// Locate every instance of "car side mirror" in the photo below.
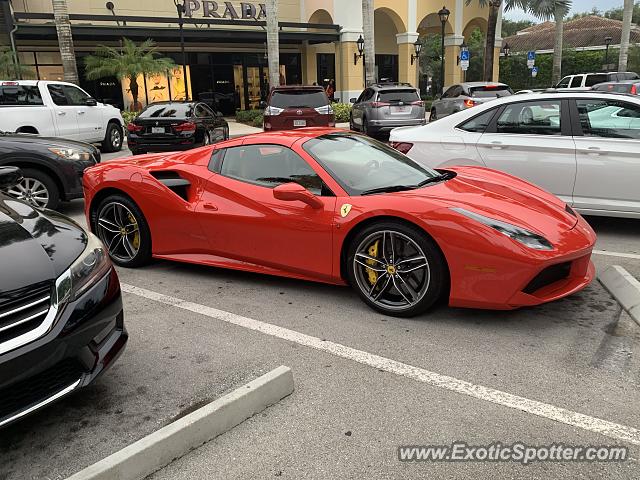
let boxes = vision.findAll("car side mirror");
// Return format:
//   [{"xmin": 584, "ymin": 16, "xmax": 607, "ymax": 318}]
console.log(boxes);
[
  {"xmin": 259, "ymin": 101, "xmax": 267, "ymax": 109},
  {"xmin": 349, "ymin": 97, "xmax": 357, "ymax": 103},
  {"xmin": 434, "ymin": 94, "xmax": 442, "ymax": 100},
  {"xmin": 85, "ymin": 98, "xmax": 98, "ymax": 106},
  {"xmin": 273, "ymin": 182, "xmax": 323, "ymax": 209},
  {"xmin": 0, "ymin": 166, "xmax": 23, "ymax": 189}
]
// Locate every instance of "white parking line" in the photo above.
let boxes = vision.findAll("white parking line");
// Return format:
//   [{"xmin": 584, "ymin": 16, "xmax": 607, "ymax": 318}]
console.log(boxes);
[
  {"xmin": 121, "ymin": 283, "xmax": 640, "ymax": 447},
  {"xmin": 594, "ymin": 250, "xmax": 640, "ymax": 261}
]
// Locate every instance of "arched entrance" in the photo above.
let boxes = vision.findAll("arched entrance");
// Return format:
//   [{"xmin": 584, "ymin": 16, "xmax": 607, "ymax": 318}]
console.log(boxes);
[{"xmin": 374, "ymin": 8, "xmax": 406, "ymax": 82}]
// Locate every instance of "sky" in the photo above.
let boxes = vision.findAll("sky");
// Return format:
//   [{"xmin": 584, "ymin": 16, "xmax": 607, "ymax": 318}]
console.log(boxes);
[{"xmin": 504, "ymin": 0, "xmax": 626, "ymax": 21}]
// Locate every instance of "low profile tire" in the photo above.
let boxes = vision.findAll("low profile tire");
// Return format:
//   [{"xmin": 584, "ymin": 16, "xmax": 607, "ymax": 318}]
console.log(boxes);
[
  {"xmin": 362, "ymin": 116, "xmax": 371, "ymax": 136},
  {"xmin": 223, "ymin": 125, "xmax": 230, "ymax": 140},
  {"xmin": 102, "ymin": 122, "xmax": 123, "ymax": 153},
  {"xmin": 346, "ymin": 221, "xmax": 447, "ymax": 317},
  {"xmin": 429, "ymin": 108, "xmax": 437, "ymax": 122},
  {"xmin": 349, "ymin": 114, "xmax": 356, "ymax": 131},
  {"xmin": 4, "ymin": 168, "xmax": 60, "ymax": 210},
  {"xmin": 94, "ymin": 194, "xmax": 152, "ymax": 268},
  {"xmin": 203, "ymin": 131, "xmax": 212, "ymax": 146}
]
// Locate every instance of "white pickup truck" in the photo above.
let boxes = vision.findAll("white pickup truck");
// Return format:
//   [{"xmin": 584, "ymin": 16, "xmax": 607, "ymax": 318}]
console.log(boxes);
[{"xmin": 0, "ymin": 80, "xmax": 124, "ymax": 152}]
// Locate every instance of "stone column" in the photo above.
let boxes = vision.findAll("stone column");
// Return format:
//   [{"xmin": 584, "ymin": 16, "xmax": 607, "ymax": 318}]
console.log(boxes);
[
  {"xmin": 397, "ymin": 32, "xmax": 419, "ymax": 86},
  {"xmin": 444, "ymin": 34, "xmax": 465, "ymax": 87},
  {"xmin": 336, "ymin": 30, "xmax": 366, "ymax": 103}
]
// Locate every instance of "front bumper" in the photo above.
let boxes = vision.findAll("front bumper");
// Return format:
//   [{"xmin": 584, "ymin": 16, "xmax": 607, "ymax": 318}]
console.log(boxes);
[{"xmin": 0, "ymin": 267, "xmax": 126, "ymax": 428}]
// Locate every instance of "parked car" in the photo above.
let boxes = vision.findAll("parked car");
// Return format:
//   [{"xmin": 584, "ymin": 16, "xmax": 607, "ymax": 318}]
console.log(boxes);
[
  {"xmin": 0, "ymin": 131, "xmax": 100, "ymax": 209},
  {"xmin": 262, "ymin": 86, "xmax": 335, "ymax": 131},
  {"xmin": 429, "ymin": 82, "xmax": 513, "ymax": 121},
  {"xmin": 349, "ymin": 83, "xmax": 425, "ymax": 137},
  {"xmin": 83, "ymin": 129, "xmax": 595, "ymax": 318},
  {"xmin": 555, "ymin": 72, "xmax": 639, "ymax": 90},
  {"xmin": 126, "ymin": 101, "xmax": 229, "ymax": 155},
  {"xmin": 592, "ymin": 80, "xmax": 640, "ymax": 95},
  {"xmin": 0, "ymin": 166, "xmax": 126, "ymax": 428},
  {"xmin": 389, "ymin": 91, "xmax": 640, "ymax": 218},
  {"xmin": 0, "ymin": 80, "xmax": 124, "ymax": 152}
]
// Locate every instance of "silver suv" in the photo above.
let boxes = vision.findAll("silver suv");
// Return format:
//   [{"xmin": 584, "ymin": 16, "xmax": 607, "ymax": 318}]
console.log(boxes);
[
  {"xmin": 430, "ymin": 82, "xmax": 513, "ymax": 121},
  {"xmin": 349, "ymin": 83, "xmax": 425, "ymax": 137}
]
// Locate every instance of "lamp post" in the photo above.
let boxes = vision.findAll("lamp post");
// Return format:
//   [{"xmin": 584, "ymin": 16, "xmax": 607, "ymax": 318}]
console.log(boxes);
[
  {"xmin": 502, "ymin": 42, "xmax": 511, "ymax": 57},
  {"xmin": 411, "ymin": 38, "xmax": 422, "ymax": 65},
  {"xmin": 173, "ymin": 0, "xmax": 189, "ymax": 101},
  {"xmin": 354, "ymin": 35, "xmax": 365, "ymax": 65},
  {"xmin": 438, "ymin": 6, "xmax": 450, "ymax": 94},
  {"xmin": 604, "ymin": 36, "xmax": 613, "ymax": 72}
]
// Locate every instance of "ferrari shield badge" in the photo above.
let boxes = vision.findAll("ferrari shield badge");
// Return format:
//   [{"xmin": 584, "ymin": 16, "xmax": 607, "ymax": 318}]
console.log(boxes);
[{"xmin": 340, "ymin": 204, "xmax": 352, "ymax": 218}]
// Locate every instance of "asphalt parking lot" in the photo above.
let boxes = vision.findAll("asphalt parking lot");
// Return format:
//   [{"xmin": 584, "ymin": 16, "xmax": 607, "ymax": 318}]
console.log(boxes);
[{"xmin": 1, "ymin": 148, "xmax": 640, "ymax": 480}]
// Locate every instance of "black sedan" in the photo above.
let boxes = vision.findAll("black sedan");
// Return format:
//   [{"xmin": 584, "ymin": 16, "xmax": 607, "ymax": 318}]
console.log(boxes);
[
  {"xmin": 0, "ymin": 132, "xmax": 100, "ymax": 210},
  {"xmin": 0, "ymin": 166, "xmax": 126, "ymax": 428},
  {"xmin": 127, "ymin": 101, "xmax": 229, "ymax": 155}
]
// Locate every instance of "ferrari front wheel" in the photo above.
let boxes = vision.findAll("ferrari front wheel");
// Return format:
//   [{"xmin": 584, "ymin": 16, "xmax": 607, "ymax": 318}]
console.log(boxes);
[
  {"xmin": 347, "ymin": 222, "xmax": 446, "ymax": 317},
  {"xmin": 94, "ymin": 194, "xmax": 152, "ymax": 267}
]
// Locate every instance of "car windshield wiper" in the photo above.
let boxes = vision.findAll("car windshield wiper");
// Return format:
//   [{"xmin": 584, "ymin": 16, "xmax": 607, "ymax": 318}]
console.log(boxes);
[
  {"xmin": 361, "ymin": 185, "xmax": 418, "ymax": 196},
  {"xmin": 416, "ymin": 171, "xmax": 455, "ymax": 187}
]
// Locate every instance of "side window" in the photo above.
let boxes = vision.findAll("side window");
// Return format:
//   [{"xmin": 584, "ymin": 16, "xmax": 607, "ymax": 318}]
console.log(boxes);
[
  {"xmin": 363, "ymin": 89, "xmax": 375, "ymax": 102},
  {"xmin": 556, "ymin": 77, "xmax": 571, "ymax": 88},
  {"xmin": 47, "ymin": 85, "xmax": 68, "ymax": 106},
  {"xmin": 569, "ymin": 76, "xmax": 583, "ymax": 88},
  {"xmin": 61, "ymin": 85, "xmax": 92, "ymax": 105},
  {"xmin": 220, "ymin": 144, "xmax": 325, "ymax": 195},
  {"xmin": 496, "ymin": 100, "xmax": 562, "ymax": 136},
  {"xmin": 441, "ymin": 86, "xmax": 454, "ymax": 98},
  {"xmin": 194, "ymin": 104, "xmax": 208, "ymax": 118},
  {"xmin": 355, "ymin": 90, "xmax": 367, "ymax": 103},
  {"xmin": 576, "ymin": 99, "xmax": 640, "ymax": 140},
  {"xmin": 0, "ymin": 86, "xmax": 44, "ymax": 106},
  {"xmin": 458, "ymin": 109, "xmax": 496, "ymax": 133},
  {"xmin": 450, "ymin": 86, "xmax": 463, "ymax": 97},
  {"xmin": 585, "ymin": 74, "xmax": 607, "ymax": 87},
  {"xmin": 202, "ymin": 104, "xmax": 217, "ymax": 117}
]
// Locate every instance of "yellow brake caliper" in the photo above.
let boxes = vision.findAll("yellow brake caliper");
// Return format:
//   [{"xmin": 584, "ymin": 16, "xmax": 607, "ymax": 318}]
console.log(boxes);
[
  {"xmin": 366, "ymin": 240, "xmax": 380, "ymax": 286},
  {"xmin": 128, "ymin": 212, "xmax": 140, "ymax": 250}
]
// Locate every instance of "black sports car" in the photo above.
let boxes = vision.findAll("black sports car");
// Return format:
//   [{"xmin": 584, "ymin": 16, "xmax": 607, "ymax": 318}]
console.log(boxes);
[
  {"xmin": 0, "ymin": 167, "xmax": 126, "ymax": 427},
  {"xmin": 0, "ymin": 131, "xmax": 100, "ymax": 210},
  {"xmin": 127, "ymin": 101, "xmax": 229, "ymax": 155}
]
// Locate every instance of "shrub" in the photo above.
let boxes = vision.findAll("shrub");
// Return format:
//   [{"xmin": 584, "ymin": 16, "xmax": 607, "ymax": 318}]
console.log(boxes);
[
  {"xmin": 236, "ymin": 109, "xmax": 264, "ymax": 124},
  {"xmin": 251, "ymin": 114, "xmax": 264, "ymax": 128},
  {"xmin": 121, "ymin": 111, "xmax": 139, "ymax": 126},
  {"xmin": 331, "ymin": 102, "xmax": 351, "ymax": 123}
]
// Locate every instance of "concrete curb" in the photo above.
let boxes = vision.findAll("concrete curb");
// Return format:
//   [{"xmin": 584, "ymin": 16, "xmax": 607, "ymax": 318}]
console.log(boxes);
[
  {"xmin": 599, "ymin": 265, "xmax": 640, "ymax": 327},
  {"xmin": 67, "ymin": 366, "xmax": 294, "ymax": 480}
]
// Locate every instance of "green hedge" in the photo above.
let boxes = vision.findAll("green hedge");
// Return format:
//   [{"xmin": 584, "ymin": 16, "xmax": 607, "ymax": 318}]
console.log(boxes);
[
  {"xmin": 236, "ymin": 109, "xmax": 264, "ymax": 124},
  {"xmin": 121, "ymin": 111, "xmax": 139, "ymax": 126},
  {"xmin": 332, "ymin": 102, "xmax": 351, "ymax": 123},
  {"xmin": 252, "ymin": 114, "xmax": 264, "ymax": 128}
]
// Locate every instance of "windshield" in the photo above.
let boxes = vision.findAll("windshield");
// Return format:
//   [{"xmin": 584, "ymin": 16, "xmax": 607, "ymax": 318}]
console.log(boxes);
[
  {"xmin": 469, "ymin": 86, "xmax": 513, "ymax": 98},
  {"xmin": 270, "ymin": 90, "xmax": 328, "ymax": 109},
  {"xmin": 303, "ymin": 134, "xmax": 440, "ymax": 196},
  {"xmin": 139, "ymin": 103, "xmax": 194, "ymax": 118}
]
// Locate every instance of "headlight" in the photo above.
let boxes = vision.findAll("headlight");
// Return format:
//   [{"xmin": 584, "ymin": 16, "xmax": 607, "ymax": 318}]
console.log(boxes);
[
  {"xmin": 55, "ymin": 232, "xmax": 112, "ymax": 306},
  {"xmin": 451, "ymin": 207, "xmax": 553, "ymax": 251},
  {"xmin": 48, "ymin": 147, "xmax": 92, "ymax": 161}
]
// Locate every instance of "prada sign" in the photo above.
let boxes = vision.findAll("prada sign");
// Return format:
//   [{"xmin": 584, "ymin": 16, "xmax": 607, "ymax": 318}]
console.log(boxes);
[{"xmin": 184, "ymin": 1, "xmax": 267, "ymax": 19}]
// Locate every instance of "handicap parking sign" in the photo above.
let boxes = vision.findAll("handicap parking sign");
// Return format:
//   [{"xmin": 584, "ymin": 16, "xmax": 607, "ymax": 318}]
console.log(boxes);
[
  {"xmin": 531, "ymin": 66, "xmax": 539, "ymax": 78},
  {"xmin": 527, "ymin": 51, "xmax": 536, "ymax": 68},
  {"xmin": 460, "ymin": 50, "xmax": 470, "ymax": 62}
]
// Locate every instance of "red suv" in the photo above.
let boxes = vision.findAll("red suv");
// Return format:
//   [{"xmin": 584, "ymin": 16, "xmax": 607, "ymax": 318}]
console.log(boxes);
[{"xmin": 263, "ymin": 86, "xmax": 335, "ymax": 131}]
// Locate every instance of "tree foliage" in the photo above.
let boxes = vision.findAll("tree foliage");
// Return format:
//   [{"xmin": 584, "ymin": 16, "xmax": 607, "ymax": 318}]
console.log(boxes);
[{"xmin": 0, "ymin": 48, "xmax": 35, "ymax": 80}]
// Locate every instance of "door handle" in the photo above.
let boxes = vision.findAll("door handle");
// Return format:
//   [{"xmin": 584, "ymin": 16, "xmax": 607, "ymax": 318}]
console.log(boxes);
[
  {"xmin": 78, "ymin": 111, "xmax": 85, "ymax": 115},
  {"xmin": 489, "ymin": 141, "xmax": 505, "ymax": 150},
  {"xmin": 582, "ymin": 147, "xmax": 605, "ymax": 156},
  {"xmin": 57, "ymin": 111, "xmax": 66, "ymax": 116},
  {"xmin": 203, "ymin": 202, "xmax": 218, "ymax": 211}
]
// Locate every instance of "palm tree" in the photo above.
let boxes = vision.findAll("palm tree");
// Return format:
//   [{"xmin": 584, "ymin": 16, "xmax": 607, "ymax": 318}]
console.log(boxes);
[
  {"xmin": 619, "ymin": 0, "xmax": 634, "ymax": 71},
  {"xmin": 52, "ymin": 0, "xmax": 79, "ymax": 84},
  {"xmin": 84, "ymin": 39, "xmax": 174, "ymax": 112},
  {"xmin": 362, "ymin": 0, "xmax": 376, "ymax": 86},
  {"xmin": 0, "ymin": 48, "xmax": 34, "ymax": 79},
  {"xmin": 266, "ymin": 0, "xmax": 280, "ymax": 88}
]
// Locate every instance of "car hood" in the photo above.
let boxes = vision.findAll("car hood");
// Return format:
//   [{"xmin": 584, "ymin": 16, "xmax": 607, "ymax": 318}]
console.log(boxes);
[
  {"xmin": 0, "ymin": 133, "xmax": 98, "ymax": 152},
  {"xmin": 0, "ymin": 195, "xmax": 86, "ymax": 296},
  {"xmin": 397, "ymin": 166, "xmax": 578, "ymax": 238}
]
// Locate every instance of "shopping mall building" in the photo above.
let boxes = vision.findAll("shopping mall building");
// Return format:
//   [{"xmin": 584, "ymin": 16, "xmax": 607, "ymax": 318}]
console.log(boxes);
[{"xmin": 2, "ymin": 0, "xmax": 497, "ymax": 114}]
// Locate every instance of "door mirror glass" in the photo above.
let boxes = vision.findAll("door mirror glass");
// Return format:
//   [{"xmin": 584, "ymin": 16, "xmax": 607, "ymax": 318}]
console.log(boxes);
[
  {"xmin": 273, "ymin": 182, "xmax": 323, "ymax": 208},
  {"xmin": 349, "ymin": 97, "xmax": 357, "ymax": 103},
  {"xmin": 259, "ymin": 100, "xmax": 267, "ymax": 109},
  {"xmin": 0, "ymin": 166, "xmax": 23, "ymax": 189},
  {"xmin": 85, "ymin": 98, "xmax": 98, "ymax": 106}
]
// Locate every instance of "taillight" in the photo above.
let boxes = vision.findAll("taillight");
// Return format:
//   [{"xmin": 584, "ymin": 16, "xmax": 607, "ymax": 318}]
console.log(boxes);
[
  {"xmin": 411, "ymin": 100, "xmax": 424, "ymax": 107},
  {"xmin": 127, "ymin": 123, "xmax": 142, "ymax": 133},
  {"xmin": 174, "ymin": 121, "xmax": 197, "ymax": 133},
  {"xmin": 314, "ymin": 104, "xmax": 334, "ymax": 115},
  {"xmin": 264, "ymin": 106, "xmax": 284, "ymax": 116},
  {"xmin": 464, "ymin": 99, "xmax": 477, "ymax": 108},
  {"xmin": 371, "ymin": 101, "xmax": 391, "ymax": 108},
  {"xmin": 632, "ymin": 84, "xmax": 638, "ymax": 95},
  {"xmin": 390, "ymin": 142, "xmax": 413, "ymax": 154}
]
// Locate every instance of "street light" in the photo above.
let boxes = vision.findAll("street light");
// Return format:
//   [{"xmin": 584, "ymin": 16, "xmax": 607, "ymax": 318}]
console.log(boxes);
[
  {"xmin": 411, "ymin": 38, "xmax": 422, "ymax": 66},
  {"xmin": 502, "ymin": 42, "xmax": 511, "ymax": 57},
  {"xmin": 173, "ymin": 0, "xmax": 190, "ymax": 101},
  {"xmin": 354, "ymin": 35, "xmax": 365, "ymax": 65},
  {"xmin": 604, "ymin": 36, "xmax": 613, "ymax": 72},
  {"xmin": 438, "ymin": 6, "xmax": 450, "ymax": 94}
]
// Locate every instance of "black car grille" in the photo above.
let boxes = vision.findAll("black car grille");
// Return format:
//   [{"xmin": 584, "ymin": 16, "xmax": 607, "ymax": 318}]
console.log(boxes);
[
  {"xmin": 0, "ymin": 283, "xmax": 52, "ymax": 345},
  {"xmin": 523, "ymin": 262, "xmax": 572, "ymax": 294},
  {"xmin": 0, "ymin": 358, "xmax": 85, "ymax": 422}
]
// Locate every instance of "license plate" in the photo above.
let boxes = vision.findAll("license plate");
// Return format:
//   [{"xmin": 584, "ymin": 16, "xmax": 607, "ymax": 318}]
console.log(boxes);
[
  {"xmin": 293, "ymin": 120, "xmax": 307, "ymax": 127},
  {"xmin": 391, "ymin": 106, "xmax": 411, "ymax": 114},
  {"xmin": 151, "ymin": 126, "xmax": 165, "ymax": 134}
]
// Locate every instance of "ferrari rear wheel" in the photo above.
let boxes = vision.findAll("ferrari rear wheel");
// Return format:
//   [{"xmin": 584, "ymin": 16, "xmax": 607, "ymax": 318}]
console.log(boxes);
[
  {"xmin": 347, "ymin": 222, "xmax": 446, "ymax": 317},
  {"xmin": 95, "ymin": 194, "xmax": 151, "ymax": 267}
]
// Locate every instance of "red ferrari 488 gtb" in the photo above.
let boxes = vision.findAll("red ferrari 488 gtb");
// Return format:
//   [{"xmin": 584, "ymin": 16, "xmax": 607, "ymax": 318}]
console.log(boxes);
[{"xmin": 83, "ymin": 129, "xmax": 596, "ymax": 317}]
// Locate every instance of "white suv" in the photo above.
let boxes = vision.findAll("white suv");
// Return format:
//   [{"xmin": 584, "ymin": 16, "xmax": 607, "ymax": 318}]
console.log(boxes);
[
  {"xmin": 555, "ymin": 72, "xmax": 639, "ymax": 90},
  {"xmin": 0, "ymin": 80, "xmax": 124, "ymax": 152}
]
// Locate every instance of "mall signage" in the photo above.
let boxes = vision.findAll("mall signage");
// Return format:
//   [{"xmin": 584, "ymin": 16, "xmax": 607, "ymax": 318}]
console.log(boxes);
[{"xmin": 184, "ymin": 1, "xmax": 267, "ymax": 19}]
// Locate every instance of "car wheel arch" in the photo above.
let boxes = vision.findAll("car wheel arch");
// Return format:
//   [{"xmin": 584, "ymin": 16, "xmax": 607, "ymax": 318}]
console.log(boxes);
[
  {"xmin": 338, "ymin": 214, "xmax": 450, "ymax": 292},
  {"xmin": 89, "ymin": 187, "xmax": 148, "ymax": 236},
  {"xmin": 2, "ymin": 160, "xmax": 65, "ymax": 200},
  {"xmin": 15, "ymin": 126, "xmax": 39, "ymax": 134}
]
